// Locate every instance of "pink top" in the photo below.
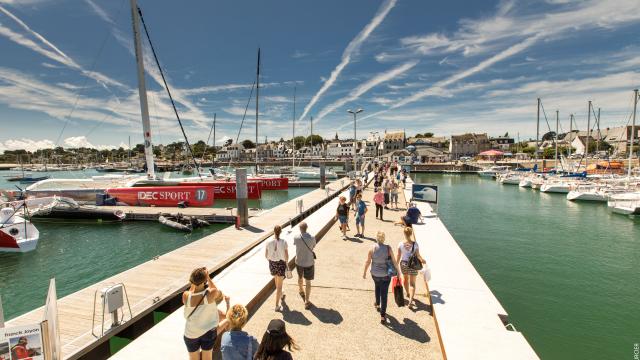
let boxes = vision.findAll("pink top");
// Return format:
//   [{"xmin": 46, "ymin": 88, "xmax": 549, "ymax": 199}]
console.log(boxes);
[{"xmin": 373, "ymin": 192, "xmax": 385, "ymax": 205}]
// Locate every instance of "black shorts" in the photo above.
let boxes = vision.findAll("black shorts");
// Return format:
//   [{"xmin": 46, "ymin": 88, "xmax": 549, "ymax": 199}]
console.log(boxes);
[
  {"xmin": 184, "ymin": 328, "xmax": 217, "ymax": 353},
  {"xmin": 296, "ymin": 265, "xmax": 315, "ymax": 280},
  {"xmin": 402, "ymin": 216, "xmax": 414, "ymax": 227}
]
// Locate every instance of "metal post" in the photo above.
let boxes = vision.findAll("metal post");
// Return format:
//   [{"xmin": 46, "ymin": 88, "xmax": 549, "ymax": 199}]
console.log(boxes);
[
  {"xmin": 236, "ymin": 168, "xmax": 249, "ymax": 227},
  {"xmin": 320, "ymin": 163, "xmax": 326, "ymax": 189},
  {"xmin": 130, "ymin": 0, "xmax": 155, "ymax": 180},
  {"xmin": 353, "ymin": 112, "xmax": 357, "ymax": 175},
  {"xmin": 555, "ymin": 110, "xmax": 559, "ymax": 170},
  {"xmin": 0, "ymin": 294, "xmax": 4, "ymax": 328},
  {"xmin": 536, "ymin": 98, "xmax": 540, "ymax": 165},
  {"xmin": 255, "ymin": 48, "xmax": 260, "ymax": 174}
]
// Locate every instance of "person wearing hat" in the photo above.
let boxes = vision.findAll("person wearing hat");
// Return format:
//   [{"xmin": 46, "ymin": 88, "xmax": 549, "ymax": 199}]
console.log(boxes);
[{"xmin": 254, "ymin": 319, "xmax": 299, "ymax": 360}]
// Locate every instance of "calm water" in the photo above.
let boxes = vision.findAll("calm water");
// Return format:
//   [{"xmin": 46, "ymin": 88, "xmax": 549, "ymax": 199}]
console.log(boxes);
[
  {"xmin": 412, "ymin": 173, "xmax": 640, "ymax": 360},
  {"xmin": 0, "ymin": 169, "xmax": 312, "ymax": 320}
]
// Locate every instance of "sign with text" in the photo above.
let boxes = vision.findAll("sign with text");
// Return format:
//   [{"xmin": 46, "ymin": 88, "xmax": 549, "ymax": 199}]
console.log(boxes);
[
  {"xmin": 411, "ymin": 184, "xmax": 438, "ymax": 204},
  {"xmin": 0, "ymin": 323, "xmax": 45, "ymax": 360}
]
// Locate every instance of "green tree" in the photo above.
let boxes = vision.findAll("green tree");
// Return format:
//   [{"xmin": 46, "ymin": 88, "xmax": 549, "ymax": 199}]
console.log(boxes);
[
  {"xmin": 293, "ymin": 136, "xmax": 306, "ymax": 149},
  {"xmin": 192, "ymin": 140, "xmax": 207, "ymax": 157},
  {"xmin": 306, "ymin": 135, "xmax": 323, "ymax": 146},
  {"xmin": 241, "ymin": 139, "xmax": 255, "ymax": 149}
]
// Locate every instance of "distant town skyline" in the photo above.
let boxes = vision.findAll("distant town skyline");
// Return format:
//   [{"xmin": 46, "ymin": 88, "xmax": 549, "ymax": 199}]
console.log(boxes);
[{"xmin": 0, "ymin": 0, "xmax": 639, "ymax": 153}]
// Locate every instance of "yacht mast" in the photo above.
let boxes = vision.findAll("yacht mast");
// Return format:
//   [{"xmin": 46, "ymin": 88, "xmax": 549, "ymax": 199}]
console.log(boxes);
[
  {"xmin": 255, "ymin": 48, "xmax": 260, "ymax": 174},
  {"xmin": 292, "ymin": 86, "xmax": 296, "ymax": 169},
  {"xmin": 130, "ymin": 0, "xmax": 155, "ymax": 179},
  {"xmin": 629, "ymin": 89, "xmax": 638, "ymax": 179},
  {"xmin": 555, "ymin": 110, "xmax": 559, "ymax": 171},
  {"xmin": 586, "ymin": 101, "xmax": 591, "ymax": 169},
  {"xmin": 536, "ymin": 98, "xmax": 540, "ymax": 164}
]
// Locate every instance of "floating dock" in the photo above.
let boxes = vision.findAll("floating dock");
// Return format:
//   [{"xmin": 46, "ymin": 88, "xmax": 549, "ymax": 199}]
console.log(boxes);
[{"xmin": 6, "ymin": 178, "xmax": 350, "ymax": 359}]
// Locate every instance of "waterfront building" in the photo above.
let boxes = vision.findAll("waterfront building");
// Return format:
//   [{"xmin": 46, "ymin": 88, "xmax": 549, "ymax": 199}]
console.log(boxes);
[
  {"xmin": 414, "ymin": 147, "xmax": 450, "ymax": 163},
  {"xmin": 256, "ymin": 143, "xmax": 275, "ymax": 160},
  {"xmin": 449, "ymin": 133, "xmax": 491, "ymax": 159},
  {"xmin": 571, "ymin": 135, "xmax": 596, "ymax": 155},
  {"xmin": 490, "ymin": 136, "xmax": 515, "ymax": 150},
  {"xmin": 381, "ymin": 149, "xmax": 412, "ymax": 163},
  {"xmin": 407, "ymin": 136, "xmax": 448, "ymax": 149},
  {"xmin": 379, "ymin": 130, "xmax": 406, "ymax": 155}
]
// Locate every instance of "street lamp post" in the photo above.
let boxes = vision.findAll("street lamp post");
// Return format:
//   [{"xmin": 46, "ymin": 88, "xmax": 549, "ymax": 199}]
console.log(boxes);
[{"xmin": 347, "ymin": 108, "xmax": 363, "ymax": 175}]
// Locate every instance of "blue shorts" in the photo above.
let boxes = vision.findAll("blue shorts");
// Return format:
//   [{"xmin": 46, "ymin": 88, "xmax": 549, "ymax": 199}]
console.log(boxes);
[
  {"xmin": 184, "ymin": 329, "xmax": 217, "ymax": 353},
  {"xmin": 338, "ymin": 215, "xmax": 348, "ymax": 224},
  {"xmin": 356, "ymin": 215, "xmax": 365, "ymax": 226}
]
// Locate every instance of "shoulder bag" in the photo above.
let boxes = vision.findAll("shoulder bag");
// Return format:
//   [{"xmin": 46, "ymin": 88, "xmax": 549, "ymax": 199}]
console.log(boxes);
[
  {"xmin": 386, "ymin": 245, "xmax": 397, "ymax": 277},
  {"xmin": 407, "ymin": 243, "xmax": 423, "ymax": 271},
  {"xmin": 187, "ymin": 290, "xmax": 208, "ymax": 318},
  {"xmin": 300, "ymin": 236, "xmax": 317, "ymax": 259}
]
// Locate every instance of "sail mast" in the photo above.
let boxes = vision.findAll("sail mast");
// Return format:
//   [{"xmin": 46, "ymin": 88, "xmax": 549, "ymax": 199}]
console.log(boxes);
[
  {"xmin": 255, "ymin": 48, "xmax": 260, "ymax": 174},
  {"xmin": 555, "ymin": 110, "xmax": 559, "ymax": 171},
  {"xmin": 586, "ymin": 101, "xmax": 591, "ymax": 169},
  {"xmin": 630, "ymin": 89, "xmax": 638, "ymax": 180},
  {"xmin": 536, "ymin": 98, "xmax": 540, "ymax": 164},
  {"xmin": 292, "ymin": 86, "xmax": 296, "ymax": 169},
  {"xmin": 130, "ymin": 0, "xmax": 155, "ymax": 179}
]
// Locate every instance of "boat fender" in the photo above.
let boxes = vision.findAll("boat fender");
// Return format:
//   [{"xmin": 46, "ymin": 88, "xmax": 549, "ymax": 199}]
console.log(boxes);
[{"xmin": 9, "ymin": 228, "xmax": 19, "ymax": 236}]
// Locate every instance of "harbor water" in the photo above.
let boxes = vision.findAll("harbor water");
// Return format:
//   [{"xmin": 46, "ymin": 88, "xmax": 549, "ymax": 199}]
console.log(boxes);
[
  {"xmin": 0, "ymin": 169, "xmax": 312, "ymax": 320},
  {"xmin": 412, "ymin": 173, "xmax": 639, "ymax": 360}
]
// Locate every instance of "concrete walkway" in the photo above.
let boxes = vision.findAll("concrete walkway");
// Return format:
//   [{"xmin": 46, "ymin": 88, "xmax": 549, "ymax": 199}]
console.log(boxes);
[{"xmin": 243, "ymin": 182, "xmax": 443, "ymax": 360}]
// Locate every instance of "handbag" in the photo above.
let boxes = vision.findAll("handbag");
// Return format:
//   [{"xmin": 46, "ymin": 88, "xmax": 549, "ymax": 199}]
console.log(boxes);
[
  {"xmin": 285, "ymin": 268, "xmax": 293, "ymax": 279},
  {"xmin": 385, "ymin": 245, "xmax": 397, "ymax": 277},
  {"xmin": 422, "ymin": 265, "xmax": 431, "ymax": 282},
  {"xmin": 407, "ymin": 243, "xmax": 423, "ymax": 271},
  {"xmin": 392, "ymin": 276, "xmax": 405, "ymax": 307}
]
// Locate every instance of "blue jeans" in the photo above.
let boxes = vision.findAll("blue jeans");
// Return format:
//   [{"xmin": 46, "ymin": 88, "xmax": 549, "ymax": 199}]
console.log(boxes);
[{"xmin": 372, "ymin": 275, "xmax": 391, "ymax": 316}]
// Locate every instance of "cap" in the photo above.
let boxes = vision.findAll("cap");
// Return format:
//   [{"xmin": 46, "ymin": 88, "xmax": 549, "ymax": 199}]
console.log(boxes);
[{"xmin": 266, "ymin": 319, "xmax": 286, "ymax": 335}]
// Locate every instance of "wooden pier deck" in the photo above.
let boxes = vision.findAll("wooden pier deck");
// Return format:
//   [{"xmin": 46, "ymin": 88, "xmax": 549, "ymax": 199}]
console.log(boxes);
[{"xmin": 6, "ymin": 178, "xmax": 349, "ymax": 360}]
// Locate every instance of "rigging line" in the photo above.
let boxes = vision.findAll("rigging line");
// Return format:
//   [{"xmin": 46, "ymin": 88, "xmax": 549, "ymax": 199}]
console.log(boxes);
[
  {"xmin": 538, "ymin": 101, "xmax": 553, "ymax": 133},
  {"xmin": 54, "ymin": 0, "xmax": 127, "ymax": 146},
  {"xmin": 137, "ymin": 6, "xmax": 201, "ymax": 177},
  {"xmin": 235, "ymin": 81, "xmax": 257, "ymax": 145}
]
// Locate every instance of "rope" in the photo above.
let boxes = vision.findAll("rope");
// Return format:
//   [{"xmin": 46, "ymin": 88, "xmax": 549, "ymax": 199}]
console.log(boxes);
[
  {"xmin": 137, "ymin": 6, "xmax": 201, "ymax": 177},
  {"xmin": 235, "ymin": 81, "xmax": 256, "ymax": 145}
]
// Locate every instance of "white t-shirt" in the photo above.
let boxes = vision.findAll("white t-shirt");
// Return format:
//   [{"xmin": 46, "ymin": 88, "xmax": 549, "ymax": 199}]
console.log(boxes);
[
  {"xmin": 398, "ymin": 241, "xmax": 419, "ymax": 262},
  {"xmin": 266, "ymin": 237, "xmax": 287, "ymax": 262}
]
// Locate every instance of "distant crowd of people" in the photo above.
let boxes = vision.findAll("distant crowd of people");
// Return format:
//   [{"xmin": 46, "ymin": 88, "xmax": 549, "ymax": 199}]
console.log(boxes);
[{"xmin": 181, "ymin": 161, "xmax": 426, "ymax": 359}]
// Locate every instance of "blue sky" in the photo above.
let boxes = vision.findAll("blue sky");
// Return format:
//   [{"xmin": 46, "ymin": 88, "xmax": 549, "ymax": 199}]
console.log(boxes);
[{"xmin": 0, "ymin": 0, "xmax": 639, "ymax": 151}]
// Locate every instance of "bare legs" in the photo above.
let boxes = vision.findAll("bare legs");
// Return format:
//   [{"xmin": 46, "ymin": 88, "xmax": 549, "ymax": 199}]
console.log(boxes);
[
  {"xmin": 274, "ymin": 275, "xmax": 284, "ymax": 309},
  {"xmin": 298, "ymin": 276, "xmax": 311, "ymax": 306},
  {"xmin": 403, "ymin": 274, "xmax": 417, "ymax": 306}
]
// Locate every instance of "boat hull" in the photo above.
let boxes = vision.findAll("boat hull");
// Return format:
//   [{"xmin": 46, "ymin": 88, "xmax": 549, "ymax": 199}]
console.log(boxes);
[
  {"xmin": 0, "ymin": 220, "xmax": 39, "ymax": 253},
  {"xmin": 566, "ymin": 191, "xmax": 607, "ymax": 202},
  {"xmin": 177, "ymin": 181, "xmax": 262, "ymax": 199},
  {"xmin": 106, "ymin": 186, "xmax": 215, "ymax": 207}
]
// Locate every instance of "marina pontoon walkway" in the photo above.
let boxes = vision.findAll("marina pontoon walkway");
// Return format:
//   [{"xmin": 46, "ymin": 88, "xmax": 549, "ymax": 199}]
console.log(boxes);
[{"xmin": 243, "ymin": 183, "xmax": 443, "ymax": 359}]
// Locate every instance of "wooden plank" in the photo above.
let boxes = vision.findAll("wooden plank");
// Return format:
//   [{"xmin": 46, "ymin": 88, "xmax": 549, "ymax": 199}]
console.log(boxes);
[{"xmin": 6, "ymin": 178, "xmax": 350, "ymax": 360}]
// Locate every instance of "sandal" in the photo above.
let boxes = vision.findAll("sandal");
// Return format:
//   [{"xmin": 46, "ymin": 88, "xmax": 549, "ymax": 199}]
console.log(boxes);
[
  {"xmin": 304, "ymin": 302, "xmax": 311, "ymax": 310},
  {"xmin": 380, "ymin": 315, "xmax": 386, "ymax": 324}
]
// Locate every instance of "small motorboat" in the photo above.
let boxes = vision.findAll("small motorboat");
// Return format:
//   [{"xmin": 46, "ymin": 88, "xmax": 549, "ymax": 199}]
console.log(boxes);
[
  {"xmin": 158, "ymin": 213, "xmax": 210, "ymax": 232},
  {"xmin": 30, "ymin": 197, "xmax": 126, "ymax": 221},
  {"xmin": 0, "ymin": 207, "xmax": 40, "ymax": 252},
  {"xmin": 6, "ymin": 175, "xmax": 50, "ymax": 183}
]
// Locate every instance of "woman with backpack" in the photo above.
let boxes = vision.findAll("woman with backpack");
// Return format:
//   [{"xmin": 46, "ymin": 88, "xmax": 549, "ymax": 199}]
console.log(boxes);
[
  {"xmin": 363, "ymin": 231, "xmax": 402, "ymax": 324},
  {"xmin": 182, "ymin": 267, "xmax": 230, "ymax": 360},
  {"xmin": 396, "ymin": 227, "xmax": 426, "ymax": 308}
]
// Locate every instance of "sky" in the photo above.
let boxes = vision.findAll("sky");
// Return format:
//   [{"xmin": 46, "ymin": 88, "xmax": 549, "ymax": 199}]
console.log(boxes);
[{"xmin": 0, "ymin": 0, "xmax": 639, "ymax": 152}]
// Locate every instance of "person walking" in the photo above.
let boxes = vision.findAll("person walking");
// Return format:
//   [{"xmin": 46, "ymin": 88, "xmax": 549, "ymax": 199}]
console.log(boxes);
[
  {"xmin": 254, "ymin": 319, "xmax": 299, "ymax": 360},
  {"xmin": 396, "ymin": 227, "xmax": 426, "ymax": 308},
  {"xmin": 383, "ymin": 178, "xmax": 391, "ymax": 209},
  {"xmin": 348, "ymin": 181, "xmax": 357, "ymax": 211},
  {"xmin": 265, "ymin": 225, "xmax": 289, "ymax": 312},
  {"xmin": 294, "ymin": 222, "xmax": 316, "ymax": 309},
  {"xmin": 373, "ymin": 188, "xmax": 384, "ymax": 221},
  {"xmin": 354, "ymin": 193, "xmax": 368, "ymax": 237},
  {"xmin": 182, "ymin": 267, "xmax": 230, "ymax": 360},
  {"xmin": 363, "ymin": 231, "xmax": 402, "ymax": 324},
  {"xmin": 335, "ymin": 196, "xmax": 350, "ymax": 239},
  {"xmin": 390, "ymin": 180, "xmax": 399, "ymax": 209},
  {"xmin": 220, "ymin": 305, "xmax": 259, "ymax": 360}
]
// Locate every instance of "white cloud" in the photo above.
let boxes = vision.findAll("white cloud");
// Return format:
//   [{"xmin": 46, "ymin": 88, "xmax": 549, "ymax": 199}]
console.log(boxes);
[
  {"xmin": 63, "ymin": 136, "xmax": 94, "ymax": 148},
  {"xmin": 84, "ymin": 0, "xmax": 114, "ymax": 24},
  {"xmin": 2, "ymin": 138, "xmax": 55, "ymax": 152},
  {"xmin": 291, "ymin": 50, "xmax": 309, "ymax": 59},
  {"xmin": 314, "ymin": 60, "xmax": 418, "ymax": 122},
  {"xmin": 298, "ymin": 0, "xmax": 397, "ymax": 122}
]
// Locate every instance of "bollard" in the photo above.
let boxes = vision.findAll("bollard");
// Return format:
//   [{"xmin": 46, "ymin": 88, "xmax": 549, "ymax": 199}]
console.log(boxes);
[
  {"xmin": 236, "ymin": 168, "xmax": 249, "ymax": 227},
  {"xmin": 320, "ymin": 163, "xmax": 326, "ymax": 190}
]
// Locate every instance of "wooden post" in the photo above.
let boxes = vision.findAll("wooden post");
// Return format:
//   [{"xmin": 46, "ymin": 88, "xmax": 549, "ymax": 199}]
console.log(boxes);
[
  {"xmin": 236, "ymin": 168, "xmax": 249, "ymax": 227},
  {"xmin": 0, "ymin": 295, "xmax": 4, "ymax": 328}
]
